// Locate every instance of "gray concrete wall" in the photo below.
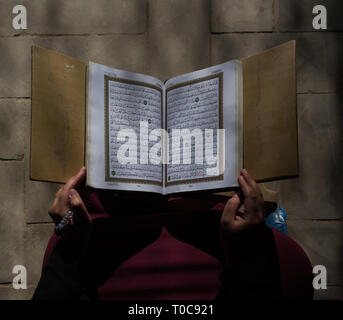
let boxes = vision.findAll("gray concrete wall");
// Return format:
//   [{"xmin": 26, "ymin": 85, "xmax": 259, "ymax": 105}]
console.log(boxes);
[{"xmin": 0, "ymin": 0, "xmax": 342, "ymax": 299}]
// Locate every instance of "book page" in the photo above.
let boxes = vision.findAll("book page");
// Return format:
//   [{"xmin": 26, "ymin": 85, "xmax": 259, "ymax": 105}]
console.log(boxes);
[
  {"xmin": 87, "ymin": 62, "xmax": 164, "ymax": 193},
  {"xmin": 164, "ymin": 60, "xmax": 242, "ymax": 194}
]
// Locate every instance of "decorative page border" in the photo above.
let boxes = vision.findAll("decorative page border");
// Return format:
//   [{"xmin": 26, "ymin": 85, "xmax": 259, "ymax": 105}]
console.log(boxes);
[
  {"xmin": 104, "ymin": 75, "xmax": 163, "ymax": 186},
  {"xmin": 165, "ymin": 73, "xmax": 224, "ymax": 187}
]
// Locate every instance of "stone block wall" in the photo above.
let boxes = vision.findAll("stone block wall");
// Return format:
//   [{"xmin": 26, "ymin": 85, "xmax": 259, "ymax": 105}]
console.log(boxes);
[{"xmin": 0, "ymin": 0, "xmax": 342, "ymax": 299}]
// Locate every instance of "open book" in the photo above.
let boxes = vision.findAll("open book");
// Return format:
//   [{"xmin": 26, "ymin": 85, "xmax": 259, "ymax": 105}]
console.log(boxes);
[
  {"xmin": 87, "ymin": 61, "xmax": 242, "ymax": 194},
  {"xmin": 30, "ymin": 41, "xmax": 298, "ymax": 194}
]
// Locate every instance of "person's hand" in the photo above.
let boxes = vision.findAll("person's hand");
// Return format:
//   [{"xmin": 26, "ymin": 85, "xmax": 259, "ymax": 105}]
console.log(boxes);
[
  {"xmin": 220, "ymin": 169, "xmax": 265, "ymax": 234},
  {"xmin": 48, "ymin": 167, "xmax": 92, "ymax": 250}
]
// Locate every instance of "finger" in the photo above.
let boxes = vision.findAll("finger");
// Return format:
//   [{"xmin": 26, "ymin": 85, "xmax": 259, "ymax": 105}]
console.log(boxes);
[
  {"xmin": 221, "ymin": 193, "xmax": 241, "ymax": 224},
  {"xmin": 69, "ymin": 188, "xmax": 91, "ymax": 224},
  {"xmin": 56, "ymin": 187, "xmax": 64, "ymax": 197},
  {"xmin": 238, "ymin": 174, "xmax": 251, "ymax": 198},
  {"xmin": 65, "ymin": 167, "xmax": 86, "ymax": 190},
  {"xmin": 241, "ymin": 169, "xmax": 257, "ymax": 189}
]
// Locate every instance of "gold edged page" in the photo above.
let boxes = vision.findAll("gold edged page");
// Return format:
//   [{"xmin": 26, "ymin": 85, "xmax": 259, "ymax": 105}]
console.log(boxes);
[
  {"xmin": 31, "ymin": 46, "xmax": 86, "ymax": 183},
  {"xmin": 242, "ymin": 41, "xmax": 298, "ymax": 182}
]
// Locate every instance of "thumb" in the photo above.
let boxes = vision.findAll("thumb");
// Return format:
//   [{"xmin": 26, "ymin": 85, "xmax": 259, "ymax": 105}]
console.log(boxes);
[
  {"xmin": 69, "ymin": 188, "xmax": 91, "ymax": 224},
  {"xmin": 221, "ymin": 193, "xmax": 241, "ymax": 225},
  {"xmin": 65, "ymin": 167, "xmax": 86, "ymax": 190}
]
